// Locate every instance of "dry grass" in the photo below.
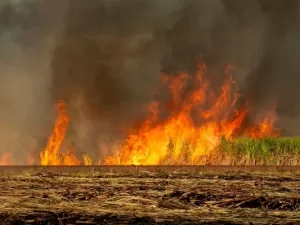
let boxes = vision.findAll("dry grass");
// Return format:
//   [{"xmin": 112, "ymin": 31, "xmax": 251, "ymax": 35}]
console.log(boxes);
[{"xmin": 1, "ymin": 169, "xmax": 300, "ymax": 224}]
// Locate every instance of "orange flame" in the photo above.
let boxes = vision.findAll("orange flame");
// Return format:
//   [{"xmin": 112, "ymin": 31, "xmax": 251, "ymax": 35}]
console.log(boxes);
[
  {"xmin": 62, "ymin": 149, "xmax": 81, "ymax": 165},
  {"xmin": 38, "ymin": 64, "xmax": 278, "ymax": 166},
  {"xmin": 247, "ymin": 110, "xmax": 279, "ymax": 138},
  {"xmin": 28, "ymin": 153, "xmax": 35, "ymax": 166},
  {"xmin": 83, "ymin": 154, "xmax": 92, "ymax": 166},
  {"xmin": 0, "ymin": 153, "xmax": 14, "ymax": 165},
  {"xmin": 40, "ymin": 101, "xmax": 96, "ymax": 166},
  {"xmin": 105, "ymin": 64, "xmax": 277, "ymax": 165},
  {"xmin": 40, "ymin": 101, "xmax": 69, "ymax": 165}
]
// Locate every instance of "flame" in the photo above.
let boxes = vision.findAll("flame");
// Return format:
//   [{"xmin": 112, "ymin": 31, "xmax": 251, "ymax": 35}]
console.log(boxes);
[
  {"xmin": 40, "ymin": 101, "xmax": 70, "ymax": 165},
  {"xmin": 37, "ymin": 63, "xmax": 278, "ymax": 166},
  {"xmin": 83, "ymin": 154, "xmax": 92, "ymax": 165},
  {"xmin": 247, "ymin": 110, "xmax": 279, "ymax": 138},
  {"xmin": 0, "ymin": 153, "xmax": 14, "ymax": 165},
  {"xmin": 105, "ymin": 64, "xmax": 277, "ymax": 165},
  {"xmin": 28, "ymin": 153, "xmax": 35, "ymax": 166},
  {"xmin": 62, "ymin": 149, "xmax": 81, "ymax": 165},
  {"xmin": 40, "ymin": 101, "xmax": 97, "ymax": 166}
]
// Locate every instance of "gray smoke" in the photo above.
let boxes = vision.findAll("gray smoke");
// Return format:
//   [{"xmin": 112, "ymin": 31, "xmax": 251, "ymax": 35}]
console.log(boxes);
[
  {"xmin": 0, "ymin": 0, "xmax": 68, "ymax": 163},
  {"xmin": 1, "ymin": 0, "xmax": 300, "ymax": 163}
]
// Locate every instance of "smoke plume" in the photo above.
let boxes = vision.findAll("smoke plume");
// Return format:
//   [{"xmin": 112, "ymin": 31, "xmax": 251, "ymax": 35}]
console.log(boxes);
[
  {"xmin": 0, "ymin": 0, "xmax": 68, "ymax": 163},
  {"xmin": 1, "ymin": 0, "xmax": 300, "ymax": 163}
]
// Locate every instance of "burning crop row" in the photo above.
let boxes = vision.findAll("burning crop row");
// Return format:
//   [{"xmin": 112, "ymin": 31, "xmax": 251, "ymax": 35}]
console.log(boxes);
[
  {"xmin": 0, "ymin": 64, "xmax": 294, "ymax": 166},
  {"xmin": 104, "ymin": 64, "xmax": 278, "ymax": 165}
]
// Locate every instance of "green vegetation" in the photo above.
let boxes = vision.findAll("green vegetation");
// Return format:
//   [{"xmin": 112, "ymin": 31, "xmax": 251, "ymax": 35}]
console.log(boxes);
[
  {"xmin": 158, "ymin": 137, "xmax": 300, "ymax": 165},
  {"xmin": 219, "ymin": 137, "xmax": 300, "ymax": 165}
]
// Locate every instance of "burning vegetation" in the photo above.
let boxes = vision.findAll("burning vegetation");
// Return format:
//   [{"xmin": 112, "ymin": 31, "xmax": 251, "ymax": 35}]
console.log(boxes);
[
  {"xmin": 105, "ymin": 64, "xmax": 278, "ymax": 165},
  {"xmin": 1, "ymin": 0, "xmax": 300, "ymax": 166},
  {"xmin": 0, "ymin": 63, "xmax": 288, "ymax": 166},
  {"xmin": 39, "ymin": 101, "xmax": 92, "ymax": 166}
]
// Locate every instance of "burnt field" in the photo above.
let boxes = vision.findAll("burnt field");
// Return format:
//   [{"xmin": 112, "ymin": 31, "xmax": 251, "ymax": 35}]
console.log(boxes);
[{"xmin": 0, "ymin": 166, "xmax": 300, "ymax": 224}]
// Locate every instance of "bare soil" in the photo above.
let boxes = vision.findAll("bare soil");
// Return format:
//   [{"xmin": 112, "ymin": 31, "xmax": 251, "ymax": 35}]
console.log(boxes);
[{"xmin": 1, "ymin": 166, "xmax": 300, "ymax": 224}]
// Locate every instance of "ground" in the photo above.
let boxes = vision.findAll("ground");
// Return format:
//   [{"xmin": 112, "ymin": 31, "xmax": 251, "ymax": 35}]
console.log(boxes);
[{"xmin": 0, "ymin": 166, "xmax": 300, "ymax": 225}]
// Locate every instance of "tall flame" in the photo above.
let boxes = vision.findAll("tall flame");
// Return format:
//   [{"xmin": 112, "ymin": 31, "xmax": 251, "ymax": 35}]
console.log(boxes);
[
  {"xmin": 2, "ymin": 63, "xmax": 279, "ymax": 166},
  {"xmin": 105, "ymin": 64, "xmax": 277, "ymax": 165},
  {"xmin": 40, "ymin": 101, "xmax": 95, "ymax": 165},
  {"xmin": 40, "ymin": 101, "xmax": 69, "ymax": 165}
]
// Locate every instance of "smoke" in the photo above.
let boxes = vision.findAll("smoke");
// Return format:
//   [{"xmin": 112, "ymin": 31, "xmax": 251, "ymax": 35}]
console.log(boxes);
[
  {"xmin": 242, "ymin": 0, "xmax": 300, "ymax": 135},
  {"xmin": 0, "ymin": 0, "xmax": 68, "ymax": 163},
  {"xmin": 51, "ymin": 0, "xmax": 185, "ymax": 159},
  {"xmin": 51, "ymin": 0, "xmax": 269, "ymax": 159},
  {"xmin": 1, "ymin": 0, "xmax": 300, "ymax": 163}
]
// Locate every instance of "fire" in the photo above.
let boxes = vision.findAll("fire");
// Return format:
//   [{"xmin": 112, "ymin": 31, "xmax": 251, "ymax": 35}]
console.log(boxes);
[
  {"xmin": 28, "ymin": 153, "xmax": 35, "ymax": 166},
  {"xmin": 82, "ymin": 154, "xmax": 92, "ymax": 166},
  {"xmin": 0, "ymin": 153, "xmax": 14, "ymax": 165},
  {"xmin": 40, "ymin": 101, "xmax": 90, "ymax": 165},
  {"xmin": 247, "ymin": 110, "xmax": 279, "ymax": 138},
  {"xmin": 40, "ymin": 101, "xmax": 70, "ymax": 165},
  {"xmin": 105, "ymin": 64, "xmax": 277, "ymax": 165},
  {"xmin": 34, "ymin": 63, "xmax": 277, "ymax": 166},
  {"xmin": 62, "ymin": 149, "xmax": 81, "ymax": 165}
]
